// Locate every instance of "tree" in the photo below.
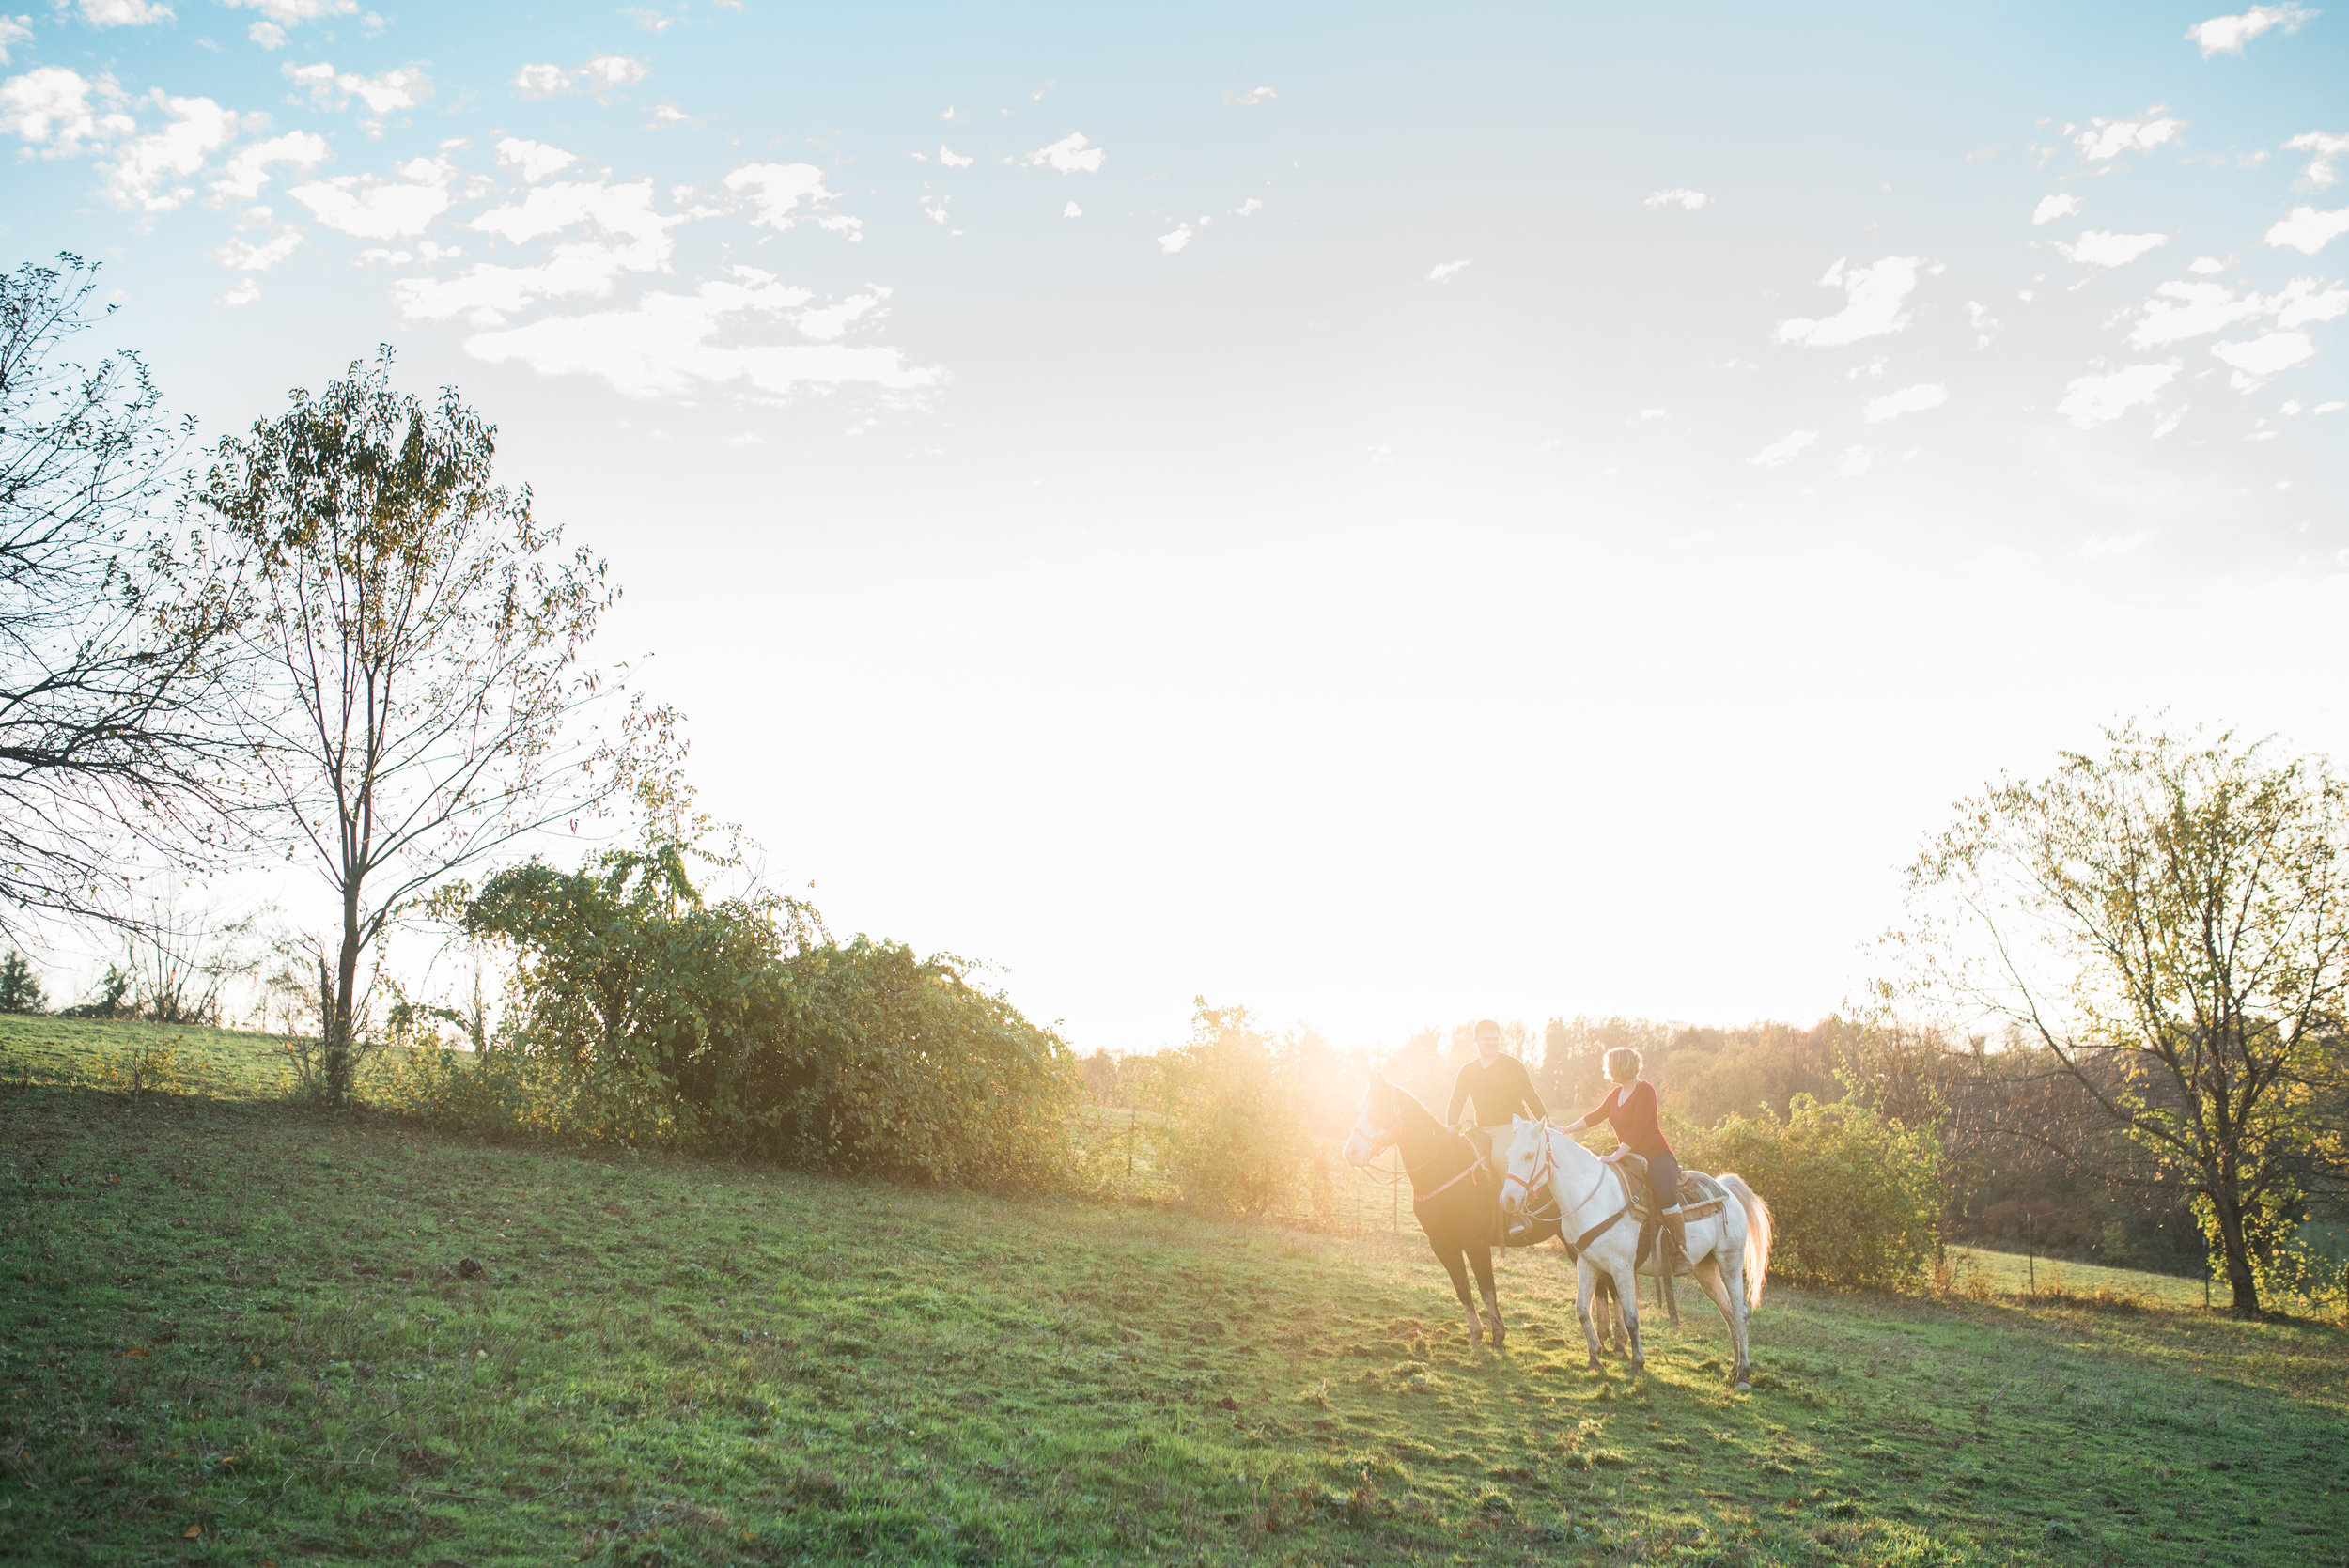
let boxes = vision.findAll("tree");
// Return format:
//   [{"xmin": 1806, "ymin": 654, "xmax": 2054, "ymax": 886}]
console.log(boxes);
[
  {"xmin": 193, "ymin": 350, "xmax": 640, "ymax": 1103},
  {"xmin": 0, "ymin": 256, "xmax": 235, "ymax": 931},
  {"xmin": 1892, "ymin": 721, "xmax": 2349, "ymax": 1314},
  {"xmin": 0, "ymin": 951, "xmax": 46, "ymax": 1014}
]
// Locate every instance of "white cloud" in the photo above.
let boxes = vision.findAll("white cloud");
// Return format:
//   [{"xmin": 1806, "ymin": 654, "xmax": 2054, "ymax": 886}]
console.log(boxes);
[
  {"xmin": 2057, "ymin": 361, "xmax": 2179, "ymax": 427},
  {"xmin": 1063, "ymin": 199, "xmax": 1081, "ymax": 218},
  {"xmin": 102, "ymin": 92, "xmax": 237, "ymax": 211},
  {"xmin": 2186, "ymin": 3, "xmax": 2315, "ymax": 54},
  {"xmin": 579, "ymin": 54, "xmax": 647, "ymax": 89},
  {"xmin": 1022, "ymin": 132, "xmax": 1103, "ymax": 174},
  {"xmin": 2130, "ymin": 279, "xmax": 2271, "ymax": 346},
  {"xmin": 495, "ymin": 136, "xmax": 575, "ymax": 183},
  {"xmin": 215, "ymin": 225, "xmax": 302, "ymax": 271},
  {"xmin": 282, "ymin": 60, "xmax": 429, "ymax": 117},
  {"xmin": 2212, "ymin": 329, "xmax": 2314, "ymax": 387},
  {"xmin": 2079, "ymin": 530, "xmax": 2152, "ymax": 557},
  {"xmin": 792, "ymin": 288, "xmax": 884, "ymax": 340},
  {"xmin": 2266, "ymin": 205, "xmax": 2349, "ymax": 254},
  {"xmin": 2129, "ymin": 274, "xmax": 2349, "ymax": 347},
  {"xmin": 1862, "ymin": 382, "xmax": 1947, "ymax": 423},
  {"xmin": 2052, "ymin": 229, "xmax": 2169, "ymax": 269},
  {"xmin": 1157, "ymin": 223, "xmax": 1191, "ymax": 254},
  {"xmin": 217, "ymin": 0, "xmax": 357, "ymax": 23},
  {"xmin": 462, "ymin": 269, "xmax": 941, "ymax": 398},
  {"xmin": 513, "ymin": 62, "xmax": 568, "ymax": 98},
  {"xmin": 248, "ymin": 21, "xmax": 285, "ymax": 47},
  {"xmin": 918, "ymin": 184, "xmax": 948, "ymax": 225},
  {"xmin": 394, "ymin": 178, "xmax": 686, "ymax": 324},
  {"xmin": 290, "ymin": 154, "xmax": 453, "ymax": 239},
  {"xmin": 219, "ymin": 276, "xmax": 261, "ymax": 305},
  {"xmin": 2273, "ymin": 277, "xmax": 2349, "ymax": 328},
  {"xmin": 1233, "ymin": 197, "xmax": 1263, "ymax": 217},
  {"xmin": 1643, "ymin": 187, "xmax": 1711, "ymax": 210},
  {"xmin": 2286, "ymin": 130, "xmax": 2349, "ymax": 188},
  {"xmin": 1749, "ymin": 429, "xmax": 1816, "ymax": 467},
  {"xmin": 1773, "ymin": 256, "xmax": 1921, "ymax": 347},
  {"xmin": 938, "ymin": 145, "xmax": 972, "ymax": 169},
  {"xmin": 77, "ymin": 0, "xmax": 170, "ymax": 25},
  {"xmin": 1835, "ymin": 444, "xmax": 1874, "ymax": 477},
  {"xmin": 723, "ymin": 162, "xmax": 861, "ymax": 240},
  {"xmin": 1, "ymin": 66, "xmax": 134, "ymax": 154},
  {"xmin": 2031, "ymin": 193, "xmax": 2080, "ymax": 225},
  {"xmin": 2075, "ymin": 116, "xmax": 2184, "ymax": 161},
  {"xmin": 0, "ymin": 18, "xmax": 27, "ymax": 66},
  {"xmin": 210, "ymin": 129, "xmax": 326, "ymax": 198},
  {"xmin": 1225, "ymin": 85, "xmax": 1276, "ymax": 105},
  {"xmin": 2188, "ymin": 255, "xmax": 2229, "ymax": 273},
  {"xmin": 1427, "ymin": 258, "xmax": 1471, "ymax": 283}
]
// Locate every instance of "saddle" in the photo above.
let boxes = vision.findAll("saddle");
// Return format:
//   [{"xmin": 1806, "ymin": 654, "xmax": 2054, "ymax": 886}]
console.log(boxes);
[{"xmin": 1609, "ymin": 1153, "xmax": 1729, "ymax": 1271}]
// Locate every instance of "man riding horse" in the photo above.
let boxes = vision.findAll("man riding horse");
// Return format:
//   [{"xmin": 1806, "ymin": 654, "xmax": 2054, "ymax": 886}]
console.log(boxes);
[{"xmin": 1444, "ymin": 1019, "xmax": 1546, "ymax": 1243}]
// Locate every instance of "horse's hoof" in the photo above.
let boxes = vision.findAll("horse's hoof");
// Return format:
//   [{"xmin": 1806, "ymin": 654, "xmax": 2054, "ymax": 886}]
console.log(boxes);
[
  {"xmin": 1734, "ymin": 1380, "xmax": 1751, "ymax": 1393},
  {"xmin": 1585, "ymin": 1358, "xmax": 1603, "ymax": 1374}
]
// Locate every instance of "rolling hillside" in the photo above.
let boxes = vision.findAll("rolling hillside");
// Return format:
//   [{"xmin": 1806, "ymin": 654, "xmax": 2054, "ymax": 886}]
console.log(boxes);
[{"xmin": 2, "ymin": 1017, "xmax": 2343, "ymax": 1565}]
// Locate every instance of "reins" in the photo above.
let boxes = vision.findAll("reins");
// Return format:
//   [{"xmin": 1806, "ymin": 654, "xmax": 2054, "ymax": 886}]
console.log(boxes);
[
  {"xmin": 1356, "ymin": 1102, "xmax": 1491, "ymax": 1211},
  {"xmin": 1501, "ymin": 1120, "xmax": 1632, "ymax": 1258}
]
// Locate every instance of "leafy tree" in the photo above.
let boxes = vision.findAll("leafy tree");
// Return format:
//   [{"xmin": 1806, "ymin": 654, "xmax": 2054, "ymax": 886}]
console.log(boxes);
[
  {"xmin": 1148, "ymin": 1000, "xmax": 1316, "ymax": 1218},
  {"xmin": 0, "ymin": 950, "xmax": 46, "ymax": 1013},
  {"xmin": 61, "ymin": 960, "xmax": 134, "ymax": 1019},
  {"xmin": 455, "ymin": 840, "xmax": 1077, "ymax": 1187},
  {"xmin": 189, "ymin": 350, "xmax": 647, "ymax": 1103},
  {"xmin": 1891, "ymin": 720, "xmax": 2349, "ymax": 1314},
  {"xmin": 0, "ymin": 256, "xmax": 236, "ymax": 930}
]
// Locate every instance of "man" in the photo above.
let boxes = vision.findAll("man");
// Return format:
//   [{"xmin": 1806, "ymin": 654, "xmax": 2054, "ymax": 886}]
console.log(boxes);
[{"xmin": 1446, "ymin": 1020, "xmax": 1548, "ymax": 1231}]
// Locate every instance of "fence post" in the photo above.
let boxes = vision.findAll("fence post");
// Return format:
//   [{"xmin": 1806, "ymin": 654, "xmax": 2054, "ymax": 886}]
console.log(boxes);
[{"xmin": 2026, "ymin": 1211, "xmax": 2035, "ymax": 1296}]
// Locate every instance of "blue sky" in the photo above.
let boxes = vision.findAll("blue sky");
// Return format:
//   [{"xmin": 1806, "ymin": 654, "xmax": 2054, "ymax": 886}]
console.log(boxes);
[{"xmin": 5, "ymin": 0, "xmax": 2347, "ymax": 1048}]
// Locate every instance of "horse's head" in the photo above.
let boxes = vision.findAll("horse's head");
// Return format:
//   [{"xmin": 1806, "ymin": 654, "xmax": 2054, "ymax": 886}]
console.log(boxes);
[
  {"xmin": 1499, "ymin": 1114, "xmax": 1551, "ymax": 1217},
  {"xmin": 1343, "ymin": 1076, "xmax": 1402, "ymax": 1167}
]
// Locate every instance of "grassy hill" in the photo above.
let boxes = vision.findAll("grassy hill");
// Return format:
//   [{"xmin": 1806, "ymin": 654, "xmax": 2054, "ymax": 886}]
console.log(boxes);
[{"xmin": 2, "ymin": 1017, "xmax": 2344, "ymax": 1566}]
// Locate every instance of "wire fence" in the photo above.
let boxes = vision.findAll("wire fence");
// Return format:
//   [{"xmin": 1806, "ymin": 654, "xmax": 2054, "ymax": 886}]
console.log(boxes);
[{"xmin": 1081, "ymin": 1103, "xmax": 1422, "ymax": 1238}]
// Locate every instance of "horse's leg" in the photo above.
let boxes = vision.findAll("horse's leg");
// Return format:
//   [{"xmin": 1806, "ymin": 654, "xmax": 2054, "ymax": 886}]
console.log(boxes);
[
  {"xmin": 1610, "ymin": 1253, "xmax": 1644, "ymax": 1373},
  {"xmin": 1691, "ymin": 1253, "xmax": 1749, "ymax": 1389},
  {"xmin": 1470, "ymin": 1241, "xmax": 1503, "ymax": 1349},
  {"xmin": 1588, "ymin": 1267, "xmax": 1626, "ymax": 1352},
  {"xmin": 1433, "ymin": 1240, "xmax": 1482, "ymax": 1347},
  {"xmin": 1575, "ymin": 1259, "xmax": 1604, "ymax": 1372}
]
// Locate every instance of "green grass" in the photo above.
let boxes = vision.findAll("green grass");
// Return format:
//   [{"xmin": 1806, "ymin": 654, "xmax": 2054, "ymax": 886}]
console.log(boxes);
[
  {"xmin": 1945, "ymin": 1248, "xmax": 2213, "ymax": 1310},
  {"xmin": 4, "ymin": 1018, "xmax": 2346, "ymax": 1566},
  {"xmin": 0, "ymin": 1012, "xmax": 297, "ymax": 1100}
]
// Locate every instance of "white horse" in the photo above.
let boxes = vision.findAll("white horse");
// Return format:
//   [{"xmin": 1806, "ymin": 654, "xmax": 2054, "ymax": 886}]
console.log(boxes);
[{"xmin": 1499, "ymin": 1115, "xmax": 1773, "ymax": 1390}]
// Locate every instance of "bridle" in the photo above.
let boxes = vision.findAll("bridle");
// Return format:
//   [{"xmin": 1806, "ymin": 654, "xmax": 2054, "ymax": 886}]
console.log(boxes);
[
  {"xmin": 1352, "ymin": 1091, "xmax": 1489, "ymax": 1208},
  {"xmin": 1501, "ymin": 1118, "xmax": 1630, "ymax": 1255}
]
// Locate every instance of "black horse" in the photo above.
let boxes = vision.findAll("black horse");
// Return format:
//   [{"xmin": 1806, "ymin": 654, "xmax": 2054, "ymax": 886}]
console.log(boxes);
[{"xmin": 1342, "ymin": 1075, "xmax": 1505, "ymax": 1347}]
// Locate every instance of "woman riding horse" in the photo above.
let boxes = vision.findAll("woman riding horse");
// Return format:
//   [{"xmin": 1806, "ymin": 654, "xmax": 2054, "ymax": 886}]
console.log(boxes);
[{"xmin": 1552, "ymin": 1046, "xmax": 1685, "ymax": 1265}]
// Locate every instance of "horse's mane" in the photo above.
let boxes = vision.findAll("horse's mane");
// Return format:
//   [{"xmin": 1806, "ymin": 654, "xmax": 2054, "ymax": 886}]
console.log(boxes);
[{"xmin": 1382, "ymin": 1082, "xmax": 1445, "ymax": 1140}]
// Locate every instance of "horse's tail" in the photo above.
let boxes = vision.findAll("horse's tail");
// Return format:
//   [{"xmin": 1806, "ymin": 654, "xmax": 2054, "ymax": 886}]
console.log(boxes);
[{"xmin": 1718, "ymin": 1173, "xmax": 1772, "ymax": 1307}]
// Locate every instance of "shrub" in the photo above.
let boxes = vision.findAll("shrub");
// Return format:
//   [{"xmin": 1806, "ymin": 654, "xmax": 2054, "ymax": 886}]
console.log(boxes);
[
  {"xmin": 1677, "ymin": 1093, "xmax": 1942, "ymax": 1291},
  {"xmin": 1145, "ymin": 1001, "xmax": 1316, "ymax": 1219},
  {"xmin": 447, "ymin": 843, "xmax": 1080, "ymax": 1188},
  {"xmin": 739, "ymin": 936, "xmax": 1079, "ymax": 1189}
]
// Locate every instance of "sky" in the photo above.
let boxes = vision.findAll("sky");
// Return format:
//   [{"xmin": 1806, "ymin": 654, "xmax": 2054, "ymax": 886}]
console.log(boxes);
[{"xmin": 4, "ymin": 0, "xmax": 2347, "ymax": 1053}]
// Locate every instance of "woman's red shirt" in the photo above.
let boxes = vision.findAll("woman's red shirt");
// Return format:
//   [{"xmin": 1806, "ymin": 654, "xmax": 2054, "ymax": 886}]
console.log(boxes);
[{"xmin": 1586, "ymin": 1079, "xmax": 1671, "ymax": 1158}]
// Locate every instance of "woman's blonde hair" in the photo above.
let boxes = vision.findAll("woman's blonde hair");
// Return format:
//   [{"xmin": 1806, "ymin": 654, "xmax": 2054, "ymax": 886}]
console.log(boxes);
[{"xmin": 1604, "ymin": 1047, "xmax": 1642, "ymax": 1084}]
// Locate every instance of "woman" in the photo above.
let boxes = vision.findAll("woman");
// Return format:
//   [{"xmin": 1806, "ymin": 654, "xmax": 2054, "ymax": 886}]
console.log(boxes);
[{"xmin": 1555, "ymin": 1047, "xmax": 1685, "ymax": 1264}]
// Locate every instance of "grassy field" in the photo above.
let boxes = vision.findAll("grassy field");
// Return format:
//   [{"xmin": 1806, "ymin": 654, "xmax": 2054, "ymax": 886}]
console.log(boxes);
[{"xmin": 3, "ymin": 1018, "xmax": 2346, "ymax": 1566}]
